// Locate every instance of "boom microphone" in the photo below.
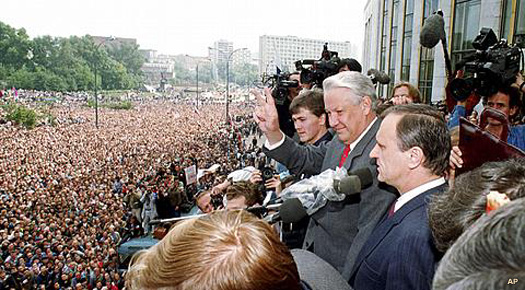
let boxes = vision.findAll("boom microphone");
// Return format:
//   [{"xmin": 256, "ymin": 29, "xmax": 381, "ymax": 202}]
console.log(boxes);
[
  {"xmin": 334, "ymin": 168, "xmax": 373, "ymax": 195},
  {"xmin": 420, "ymin": 11, "xmax": 445, "ymax": 49},
  {"xmin": 367, "ymin": 69, "xmax": 390, "ymax": 85}
]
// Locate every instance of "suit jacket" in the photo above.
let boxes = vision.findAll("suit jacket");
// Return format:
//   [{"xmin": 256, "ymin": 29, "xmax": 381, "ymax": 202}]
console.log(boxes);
[
  {"xmin": 265, "ymin": 119, "xmax": 396, "ymax": 277},
  {"xmin": 349, "ymin": 184, "xmax": 446, "ymax": 290}
]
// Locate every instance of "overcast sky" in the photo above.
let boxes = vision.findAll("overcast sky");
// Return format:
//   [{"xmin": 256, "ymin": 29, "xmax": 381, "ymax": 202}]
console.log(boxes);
[{"xmin": 2, "ymin": 0, "xmax": 367, "ymax": 59}]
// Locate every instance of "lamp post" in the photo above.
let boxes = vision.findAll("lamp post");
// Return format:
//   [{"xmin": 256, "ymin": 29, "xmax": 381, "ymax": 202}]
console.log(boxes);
[
  {"xmin": 186, "ymin": 56, "xmax": 211, "ymax": 109},
  {"xmin": 92, "ymin": 36, "xmax": 115, "ymax": 128},
  {"xmin": 225, "ymin": 48, "xmax": 247, "ymax": 123}
]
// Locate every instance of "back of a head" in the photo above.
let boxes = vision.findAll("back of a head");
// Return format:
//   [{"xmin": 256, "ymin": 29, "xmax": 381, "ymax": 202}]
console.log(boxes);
[
  {"xmin": 429, "ymin": 159, "xmax": 525, "ymax": 252},
  {"xmin": 433, "ymin": 198, "xmax": 525, "ymax": 290},
  {"xmin": 225, "ymin": 181, "xmax": 264, "ymax": 207},
  {"xmin": 126, "ymin": 210, "xmax": 301, "ymax": 290}
]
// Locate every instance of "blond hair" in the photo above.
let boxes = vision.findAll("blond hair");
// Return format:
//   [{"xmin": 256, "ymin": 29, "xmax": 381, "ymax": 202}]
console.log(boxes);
[{"xmin": 126, "ymin": 211, "xmax": 301, "ymax": 290}]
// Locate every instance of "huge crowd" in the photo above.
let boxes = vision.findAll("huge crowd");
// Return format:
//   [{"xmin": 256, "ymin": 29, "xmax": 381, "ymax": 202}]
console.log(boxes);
[{"xmin": 0, "ymin": 92, "xmax": 256, "ymax": 290}]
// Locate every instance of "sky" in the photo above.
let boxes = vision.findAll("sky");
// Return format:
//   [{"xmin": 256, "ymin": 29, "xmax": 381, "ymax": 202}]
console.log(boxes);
[{"xmin": 2, "ymin": 0, "xmax": 367, "ymax": 59}]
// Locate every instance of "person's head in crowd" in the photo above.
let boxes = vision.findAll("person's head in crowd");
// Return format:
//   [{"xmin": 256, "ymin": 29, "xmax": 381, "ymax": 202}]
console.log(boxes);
[
  {"xmin": 322, "ymin": 71, "xmax": 377, "ymax": 145},
  {"xmin": 126, "ymin": 210, "xmax": 301, "ymax": 290},
  {"xmin": 484, "ymin": 85, "xmax": 522, "ymax": 124},
  {"xmin": 288, "ymin": 72, "xmax": 304, "ymax": 99},
  {"xmin": 432, "ymin": 197, "xmax": 525, "ymax": 290},
  {"xmin": 195, "ymin": 190, "xmax": 213, "ymax": 213},
  {"xmin": 337, "ymin": 58, "xmax": 362, "ymax": 73},
  {"xmin": 371, "ymin": 104, "xmax": 451, "ymax": 192},
  {"xmin": 289, "ymin": 89, "xmax": 329, "ymax": 145},
  {"xmin": 389, "ymin": 82, "xmax": 421, "ymax": 105},
  {"xmin": 224, "ymin": 181, "xmax": 263, "ymax": 210},
  {"xmin": 429, "ymin": 159, "xmax": 525, "ymax": 253}
]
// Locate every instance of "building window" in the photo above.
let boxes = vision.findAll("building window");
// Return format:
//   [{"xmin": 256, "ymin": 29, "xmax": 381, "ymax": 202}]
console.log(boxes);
[
  {"xmin": 501, "ymin": 0, "xmax": 525, "ymax": 47},
  {"xmin": 451, "ymin": 0, "xmax": 481, "ymax": 71},
  {"xmin": 418, "ymin": 0, "xmax": 440, "ymax": 104},
  {"xmin": 388, "ymin": 0, "xmax": 400, "ymax": 96},
  {"xmin": 400, "ymin": 0, "xmax": 414, "ymax": 81},
  {"xmin": 379, "ymin": 0, "xmax": 390, "ymax": 98}
]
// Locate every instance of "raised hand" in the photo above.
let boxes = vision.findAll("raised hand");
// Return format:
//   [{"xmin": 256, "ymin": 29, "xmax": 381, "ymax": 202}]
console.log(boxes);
[{"xmin": 252, "ymin": 88, "xmax": 283, "ymax": 145}]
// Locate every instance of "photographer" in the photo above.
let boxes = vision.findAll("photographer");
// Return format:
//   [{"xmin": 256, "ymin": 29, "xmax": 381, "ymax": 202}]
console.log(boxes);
[
  {"xmin": 275, "ymin": 72, "xmax": 303, "ymax": 138},
  {"xmin": 447, "ymin": 84, "xmax": 524, "ymax": 151}
]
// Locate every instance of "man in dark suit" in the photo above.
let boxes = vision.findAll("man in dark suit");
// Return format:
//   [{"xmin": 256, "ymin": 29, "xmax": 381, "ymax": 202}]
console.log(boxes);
[
  {"xmin": 349, "ymin": 104, "xmax": 451, "ymax": 290},
  {"xmin": 253, "ymin": 71, "xmax": 396, "ymax": 278}
]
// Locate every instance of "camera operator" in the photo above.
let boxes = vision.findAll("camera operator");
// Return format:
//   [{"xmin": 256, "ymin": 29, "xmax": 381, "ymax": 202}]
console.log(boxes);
[
  {"xmin": 337, "ymin": 58, "xmax": 363, "ymax": 73},
  {"xmin": 273, "ymin": 72, "xmax": 304, "ymax": 138},
  {"xmin": 447, "ymin": 83, "xmax": 524, "ymax": 151}
]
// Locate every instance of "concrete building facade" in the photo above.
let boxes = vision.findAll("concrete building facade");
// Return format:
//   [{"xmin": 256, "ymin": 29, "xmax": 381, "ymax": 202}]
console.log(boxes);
[
  {"xmin": 362, "ymin": 0, "xmax": 524, "ymax": 103},
  {"xmin": 258, "ymin": 35, "xmax": 356, "ymax": 75}
]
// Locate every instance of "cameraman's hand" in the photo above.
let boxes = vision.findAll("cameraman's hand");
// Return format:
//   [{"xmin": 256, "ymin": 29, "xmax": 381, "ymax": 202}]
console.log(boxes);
[
  {"xmin": 265, "ymin": 175, "xmax": 283, "ymax": 195},
  {"xmin": 249, "ymin": 170, "xmax": 263, "ymax": 184},
  {"xmin": 252, "ymin": 88, "xmax": 283, "ymax": 145}
]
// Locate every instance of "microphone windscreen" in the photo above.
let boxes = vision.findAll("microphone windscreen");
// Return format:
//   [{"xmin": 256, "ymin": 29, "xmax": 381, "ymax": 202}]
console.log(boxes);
[
  {"xmin": 367, "ymin": 69, "xmax": 391, "ymax": 84},
  {"xmin": 337, "ymin": 176, "xmax": 361, "ymax": 195},
  {"xmin": 280, "ymin": 198, "xmax": 308, "ymax": 223},
  {"xmin": 420, "ymin": 13, "xmax": 445, "ymax": 48},
  {"xmin": 349, "ymin": 168, "xmax": 373, "ymax": 189}
]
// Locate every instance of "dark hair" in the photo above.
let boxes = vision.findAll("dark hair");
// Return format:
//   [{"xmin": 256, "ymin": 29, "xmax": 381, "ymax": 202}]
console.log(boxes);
[
  {"xmin": 225, "ymin": 181, "xmax": 263, "ymax": 207},
  {"xmin": 381, "ymin": 104, "xmax": 451, "ymax": 176},
  {"xmin": 433, "ymin": 198, "xmax": 525, "ymax": 290},
  {"xmin": 495, "ymin": 85, "xmax": 522, "ymax": 108},
  {"xmin": 289, "ymin": 89, "xmax": 326, "ymax": 118},
  {"xmin": 337, "ymin": 58, "xmax": 362, "ymax": 73},
  {"xmin": 428, "ymin": 159, "xmax": 525, "ymax": 252}
]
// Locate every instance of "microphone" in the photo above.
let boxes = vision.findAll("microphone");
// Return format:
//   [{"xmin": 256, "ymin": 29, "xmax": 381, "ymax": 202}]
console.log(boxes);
[
  {"xmin": 279, "ymin": 198, "xmax": 308, "ymax": 223},
  {"xmin": 367, "ymin": 69, "xmax": 390, "ymax": 85},
  {"xmin": 420, "ymin": 11, "xmax": 445, "ymax": 49},
  {"xmin": 245, "ymin": 203, "xmax": 281, "ymax": 217},
  {"xmin": 334, "ymin": 168, "xmax": 373, "ymax": 195}
]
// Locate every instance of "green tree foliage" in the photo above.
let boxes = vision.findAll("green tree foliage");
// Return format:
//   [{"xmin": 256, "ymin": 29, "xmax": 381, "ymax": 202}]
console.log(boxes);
[
  {"xmin": 0, "ymin": 21, "xmax": 145, "ymax": 91},
  {"xmin": 231, "ymin": 63, "xmax": 258, "ymax": 87}
]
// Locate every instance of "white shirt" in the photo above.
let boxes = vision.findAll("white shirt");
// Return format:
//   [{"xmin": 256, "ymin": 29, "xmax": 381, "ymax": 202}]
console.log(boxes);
[
  {"xmin": 393, "ymin": 177, "xmax": 446, "ymax": 212},
  {"xmin": 264, "ymin": 117, "xmax": 379, "ymax": 151}
]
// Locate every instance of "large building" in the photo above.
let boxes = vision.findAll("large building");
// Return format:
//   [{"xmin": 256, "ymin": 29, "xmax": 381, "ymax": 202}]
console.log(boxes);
[
  {"xmin": 209, "ymin": 39, "xmax": 234, "ymax": 64},
  {"xmin": 258, "ymin": 35, "xmax": 356, "ymax": 75},
  {"xmin": 363, "ymin": 0, "xmax": 524, "ymax": 103}
]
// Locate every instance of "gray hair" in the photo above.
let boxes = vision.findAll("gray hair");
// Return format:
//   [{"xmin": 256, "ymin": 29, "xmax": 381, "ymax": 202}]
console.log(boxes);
[
  {"xmin": 428, "ymin": 159, "xmax": 525, "ymax": 253},
  {"xmin": 322, "ymin": 71, "xmax": 377, "ymax": 108},
  {"xmin": 433, "ymin": 197, "xmax": 525, "ymax": 290}
]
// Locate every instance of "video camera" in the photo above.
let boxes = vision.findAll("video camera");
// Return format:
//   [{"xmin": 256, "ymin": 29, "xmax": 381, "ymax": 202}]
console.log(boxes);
[
  {"xmin": 449, "ymin": 28, "xmax": 522, "ymax": 101},
  {"xmin": 295, "ymin": 43, "xmax": 341, "ymax": 88},
  {"xmin": 262, "ymin": 72, "xmax": 299, "ymax": 105}
]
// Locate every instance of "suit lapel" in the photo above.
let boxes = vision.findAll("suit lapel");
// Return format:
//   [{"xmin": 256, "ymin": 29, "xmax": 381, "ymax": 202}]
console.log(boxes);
[
  {"xmin": 350, "ymin": 184, "xmax": 446, "ymax": 280},
  {"xmin": 341, "ymin": 119, "xmax": 381, "ymax": 169}
]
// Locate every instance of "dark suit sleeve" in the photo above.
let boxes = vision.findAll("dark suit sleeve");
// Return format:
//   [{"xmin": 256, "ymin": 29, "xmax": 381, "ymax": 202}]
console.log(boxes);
[
  {"xmin": 263, "ymin": 135, "xmax": 328, "ymax": 177},
  {"xmin": 385, "ymin": 231, "xmax": 435, "ymax": 290},
  {"xmin": 341, "ymin": 165, "xmax": 396, "ymax": 280}
]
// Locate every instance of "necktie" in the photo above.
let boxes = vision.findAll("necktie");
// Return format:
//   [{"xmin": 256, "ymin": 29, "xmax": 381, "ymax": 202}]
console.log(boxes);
[
  {"xmin": 388, "ymin": 201, "xmax": 397, "ymax": 218},
  {"xmin": 338, "ymin": 145, "xmax": 351, "ymax": 168}
]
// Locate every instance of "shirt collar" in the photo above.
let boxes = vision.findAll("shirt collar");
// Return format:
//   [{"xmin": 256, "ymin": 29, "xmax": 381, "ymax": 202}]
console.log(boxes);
[
  {"xmin": 394, "ymin": 177, "xmax": 445, "ymax": 212},
  {"xmin": 348, "ymin": 117, "xmax": 378, "ymax": 151}
]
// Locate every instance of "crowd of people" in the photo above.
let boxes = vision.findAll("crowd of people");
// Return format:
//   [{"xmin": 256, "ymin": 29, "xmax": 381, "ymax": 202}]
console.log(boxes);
[
  {"xmin": 1, "ymin": 55, "xmax": 525, "ymax": 290},
  {"xmin": 0, "ymin": 94, "xmax": 258, "ymax": 290}
]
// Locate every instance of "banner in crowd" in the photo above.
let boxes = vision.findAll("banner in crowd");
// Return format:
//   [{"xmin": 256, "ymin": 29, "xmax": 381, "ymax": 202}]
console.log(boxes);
[{"xmin": 185, "ymin": 165, "xmax": 197, "ymax": 185}]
